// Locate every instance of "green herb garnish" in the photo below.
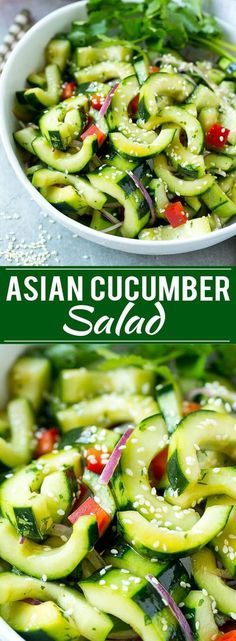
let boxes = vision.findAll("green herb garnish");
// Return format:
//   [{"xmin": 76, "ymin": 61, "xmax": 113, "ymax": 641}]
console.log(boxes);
[{"xmin": 68, "ymin": 0, "xmax": 236, "ymax": 62}]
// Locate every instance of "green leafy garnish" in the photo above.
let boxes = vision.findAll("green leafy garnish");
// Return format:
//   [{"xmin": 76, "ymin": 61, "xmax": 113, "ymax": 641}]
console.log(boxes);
[{"xmin": 68, "ymin": 0, "xmax": 236, "ymax": 62}]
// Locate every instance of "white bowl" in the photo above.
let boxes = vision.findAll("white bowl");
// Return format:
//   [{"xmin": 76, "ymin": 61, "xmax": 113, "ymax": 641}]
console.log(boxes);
[{"xmin": 0, "ymin": 0, "xmax": 236, "ymax": 255}]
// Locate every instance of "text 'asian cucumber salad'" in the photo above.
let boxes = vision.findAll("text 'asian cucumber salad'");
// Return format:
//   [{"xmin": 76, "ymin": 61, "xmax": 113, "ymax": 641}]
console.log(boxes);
[
  {"xmin": 13, "ymin": 0, "xmax": 236, "ymax": 242},
  {"xmin": 0, "ymin": 343, "xmax": 236, "ymax": 641}
]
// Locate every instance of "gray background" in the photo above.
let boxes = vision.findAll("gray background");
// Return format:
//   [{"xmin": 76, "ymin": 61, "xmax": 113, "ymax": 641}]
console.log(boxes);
[{"xmin": 0, "ymin": 0, "xmax": 235, "ymax": 266}]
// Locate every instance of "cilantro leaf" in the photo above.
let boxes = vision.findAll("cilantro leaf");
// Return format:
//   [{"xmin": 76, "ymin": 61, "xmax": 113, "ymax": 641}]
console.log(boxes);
[{"xmin": 68, "ymin": 0, "xmax": 233, "ymax": 62}]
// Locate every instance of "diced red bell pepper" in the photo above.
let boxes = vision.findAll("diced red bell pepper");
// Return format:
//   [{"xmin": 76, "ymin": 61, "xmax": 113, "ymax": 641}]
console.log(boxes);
[
  {"xmin": 149, "ymin": 65, "xmax": 160, "ymax": 74},
  {"xmin": 129, "ymin": 94, "xmax": 139, "ymax": 114},
  {"xmin": 91, "ymin": 94, "xmax": 105, "ymax": 110},
  {"xmin": 81, "ymin": 123, "xmax": 106, "ymax": 146},
  {"xmin": 35, "ymin": 427, "xmax": 59, "ymax": 457},
  {"xmin": 61, "ymin": 82, "xmax": 77, "ymax": 100},
  {"xmin": 182, "ymin": 400, "xmax": 201, "ymax": 416},
  {"xmin": 164, "ymin": 201, "xmax": 187, "ymax": 227},
  {"xmin": 217, "ymin": 633, "xmax": 236, "ymax": 641},
  {"xmin": 151, "ymin": 447, "xmax": 168, "ymax": 481},
  {"xmin": 68, "ymin": 496, "xmax": 110, "ymax": 535},
  {"xmin": 86, "ymin": 448, "xmax": 110, "ymax": 475},
  {"xmin": 205, "ymin": 123, "xmax": 230, "ymax": 149}
]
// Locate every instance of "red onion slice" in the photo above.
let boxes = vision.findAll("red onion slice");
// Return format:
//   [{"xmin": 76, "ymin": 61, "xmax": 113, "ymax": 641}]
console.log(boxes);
[
  {"xmin": 99, "ymin": 83, "xmax": 119, "ymax": 117},
  {"xmin": 126, "ymin": 170, "xmax": 156, "ymax": 223},
  {"xmin": 23, "ymin": 599, "xmax": 42, "ymax": 606},
  {"xmin": 99, "ymin": 427, "xmax": 133, "ymax": 485},
  {"xmin": 103, "ymin": 222, "xmax": 122, "ymax": 233},
  {"xmin": 146, "ymin": 574, "xmax": 193, "ymax": 641}
]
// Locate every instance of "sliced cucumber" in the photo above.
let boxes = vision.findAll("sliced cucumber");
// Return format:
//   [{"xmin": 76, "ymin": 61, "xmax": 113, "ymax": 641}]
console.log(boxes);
[
  {"xmin": 39, "ymin": 95, "xmax": 88, "ymax": 150},
  {"xmin": 184, "ymin": 590, "xmax": 219, "ymax": 641},
  {"xmin": 75, "ymin": 45, "xmax": 132, "ymax": 68},
  {"xmin": 24, "ymin": 64, "xmax": 61, "ymax": 109},
  {"xmin": 210, "ymin": 504, "xmax": 236, "ymax": 577},
  {"xmin": 192, "ymin": 547, "xmax": 236, "ymax": 617},
  {"xmin": 153, "ymin": 155, "xmax": 214, "ymax": 196},
  {"xmin": 133, "ymin": 52, "xmax": 150, "ymax": 84},
  {"xmin": 183, "ymin": 103, "xmax": 198, "ymax": 118},
  {"xmin": 165, "ymin": 467, "xmax": 236, "ymax": 509},
  {"xmin": 139, "ymin": 217, "xmax": 211, "ymax": 241},
  {"xmin": 80, "ymin": 565, "xmax": 188, "ymax": 641},
  {"xmin": 88, "ymin": 164, "xmax": 150, "ymax": 238},
  {"xmin": 9, "ymin": 355, "xmax": 51, "ymax": 411},
  {"xmin": 117, "ymin": 504, "xmax": 231, "ymax": 559},
  {"xmin": 150, "ymin": 178, "xmax": 169, "ymax": 218},
  {"xmin": 77, "ymin": 80, "xmax": 111, "ymax": 98},
  {"xmin": 218, "ymin": 57, "xmax": 236, "ymax": 78},
  {"xmin": 110, "ymin": 127, "xmax": 176, "ymax": 159},
  {"xmin": 202, "ymin": 182, "xmax": 236, "ymax": 218},
  {"xmin": 104, "ymin": 537, "xmax": 169, "ymax": 578},
  {"xmin": 107, "ymin": 75, "xmax": 139, "ymax": 131},
  {"xmin": 40, "ymin": 185, "xmax": 87, "ymax": 215},
  {"xmin": 83, "ymin": 468, "xmax": 116, "ymax": 517},
  {"xmin": 155, "ymin": 105, "xmax": 204, "ymax": 154},
  {"xmin": 0, "ymin": 513, "xmax": 97, "ymax": 579},
  {"xmin": 167, "ymin": 410, "xmax": 236, "ymax": 493},
  {"xmin": 166, "ymin": 128, "xmax": 205, "ymax": 178},
  {"xmin": 204, "ymin": 153, "xmax": 233, "ymax": 173},
  {"xmin": 187, "ymin": 84, "xmax": 220, "ymax": 111},
  {"xmin": 46, "ymin": 38, "xmax": 71, "ymax": 71},
  {"xmin": 0, "ymin": 600, "xmax": 79, "ymax": 641},
  {"xmin": 27, "ymin": 70, "xmax": 46, "ymax": 88},
  {"xmin": 220, "ymin": 103, "xmax": 236, "ymax": 145},
  {"xmin": 138, "ymin": 73, "xmax": 194, "ymax": 123},
  {"xmin": 41, "ymin": 468, "xmax": 77, "ymax": 521},
  {"xmin": 117, "ymin": 414, "xmax": 198, "ymax": 530},
  {"xmin": 14, "ymin": 126, "xmax": 39, "ymax": 154},
  {"xmin": 0, "ymin": 399, "xmax": 35, "ymax": 468},
  {"xmin": 32, "ymin": 134, "xmax": 97, "ymax": 173},
  {"xmin": 58, "ymin": 425, "xmax": 120, "ymax": 453},
  {"xmin": 106, "ymin": 154, "xmax": 139, "ymax": 172},
  {"xmin": 199, "ymin": 106, "xmax": 219, "ymax": 133},
  {"xmin": 59, "ymin": 366, "xmax": 155, "ymax": 403},
  {"xmin": 32, "ymin": 168, "xmax": 106, "ymax": 210},
  {"xmin": 219, "ymin": 79, "xmax": 236, "ymax": 95},
  {"xmin": 56, "ymin": 393, "xmax": 158, "ymax": 431},
  {"xmin": 74, "ymin": 61, "xmax": 134, "ymax": 84},
  {"xmin": 156, "ymin": 382, "xmax": 182, "ymax": 433},
  {"xmin": 185, "ymin": 196, "xmax": 202, "ymax": 213},
  {"xmin": 0, "ymin": 449, "xmax": 81, "ymax": 540},
  {"xmin": 0, "ymin": 572, "xmax": 113, "ymax": 641},
  {"xmin": 107, "ymin": 75, "xmax": 173, "ymax": 152}
]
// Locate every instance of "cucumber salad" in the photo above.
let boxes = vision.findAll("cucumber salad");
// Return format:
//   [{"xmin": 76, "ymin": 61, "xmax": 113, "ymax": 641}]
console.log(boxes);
[
  {"xmin": 13, "ymin": 0, "xmax": 236, "ymax": 241},
  {"xmin": 0, "ymin": 343, "xmax": 236, "ymax": 641}
]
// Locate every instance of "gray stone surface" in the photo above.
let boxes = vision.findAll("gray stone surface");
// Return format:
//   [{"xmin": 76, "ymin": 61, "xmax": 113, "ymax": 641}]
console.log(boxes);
[{"xmin": 0, "ymin": 0, "xmax": 235, "ymax": 266}]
